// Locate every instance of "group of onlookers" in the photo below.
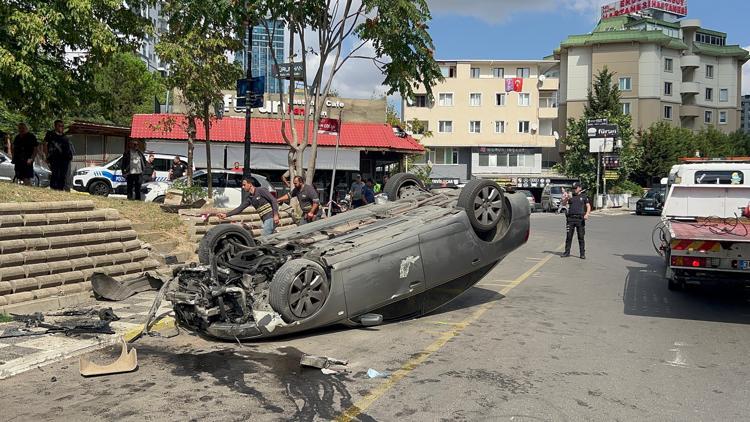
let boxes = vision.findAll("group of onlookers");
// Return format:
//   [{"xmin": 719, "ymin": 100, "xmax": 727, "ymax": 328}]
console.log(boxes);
[
  {"xmin": 348, "ymin": 174, "xmax": 386, "ymax": 208},
  {"xmin": 2, "ymin": 120, "xmax": 73, "ymax": 190}
]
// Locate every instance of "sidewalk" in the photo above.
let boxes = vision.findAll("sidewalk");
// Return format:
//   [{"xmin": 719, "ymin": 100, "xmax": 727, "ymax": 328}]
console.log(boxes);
[
  {"xmin": 592, "ymin": 207, "xmax": 633, "ymax": 216},
  {"xmin": 0, "ymin": 291, "xmax": 174, "ymax": 379}
]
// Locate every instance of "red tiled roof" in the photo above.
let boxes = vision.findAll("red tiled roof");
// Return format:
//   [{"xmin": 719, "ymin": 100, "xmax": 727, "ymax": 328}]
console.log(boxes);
[{"xmin": 130, "ymin": 114, "xmax": 424, "ymax": 152}]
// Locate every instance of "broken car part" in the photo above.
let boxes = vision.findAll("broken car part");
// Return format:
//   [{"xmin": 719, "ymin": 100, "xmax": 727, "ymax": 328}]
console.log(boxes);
[
  {"xmin": 300, "ymin": 355, "xmax": 349, "ymax": 369},
  {"xmin": 92, "ymin": 271, "xmax": 166, "ymax": 301},
  {"xmin": 168, "ymin": 173, "xmax": 531, "ymax": 340},
  {"xmin": 79, "ymin": 337, "xmax": 138, "ymax": 377}
]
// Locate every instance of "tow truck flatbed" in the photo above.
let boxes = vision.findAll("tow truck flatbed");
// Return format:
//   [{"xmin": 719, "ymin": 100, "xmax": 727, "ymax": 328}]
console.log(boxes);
[{"xmin": 670, "ymin": 218, "xmax": 750, "ymax": 244}]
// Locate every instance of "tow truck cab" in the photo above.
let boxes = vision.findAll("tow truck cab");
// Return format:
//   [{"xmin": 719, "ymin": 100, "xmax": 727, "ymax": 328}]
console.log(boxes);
[{"xmin": 661, "ymin": 157, "xmax": 750, "ymax": 290}]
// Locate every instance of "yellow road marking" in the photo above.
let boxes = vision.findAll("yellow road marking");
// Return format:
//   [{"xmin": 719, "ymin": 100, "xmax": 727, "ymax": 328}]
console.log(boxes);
[{"xmin": 335, "ymin": 243, "xmax": 563, "ymax": 422}]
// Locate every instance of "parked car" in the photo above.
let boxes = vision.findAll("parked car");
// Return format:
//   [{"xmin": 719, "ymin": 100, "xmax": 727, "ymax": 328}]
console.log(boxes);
[
  {"xmin": 0, "ymin": 151, "xmax": 51, "ymax": 187},
  {"xmin": 72, "ymin": 153, "xmax": 188, "ymax": 196},
  {"xmin": 541, "ymin": 184, "xmax": 572, "ymax": 213},
  {"xmin": 142, "ymin": 169, "xmax": 275, "ymax": 208},
  {"xmin": 635, "ymin": 186, "xmax": 666, "ymax": 216},
  {"xmin": 169, "ymin": 173, "xmax": 530, "ymax": 340},
  {"xmin": 517, "ymin": 190, "xmax": 536, "ymax": 213}
]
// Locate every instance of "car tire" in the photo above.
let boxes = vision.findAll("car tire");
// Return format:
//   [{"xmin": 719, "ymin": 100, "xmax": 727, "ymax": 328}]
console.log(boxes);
[
  {"xmin": 457, "ymin": 179, "xmax": 504, "ymax": 232},
  {"xmin": 198, "ymin": 224, "xmax": 255, "ymax": 265},
  {"xmin": 153, "ymin": 195, "xmax": 166, "ymax": 204},
  {"xmin": 88, "ymin": 180, "xmax": 111, "ymax": 196},
  {"xmin": 383, "ymin": 173, "xmax": 425, "ymax": 200},
  {"xmin": 270, "ymin": 258, "xmax": 330, "ymax": 323}
]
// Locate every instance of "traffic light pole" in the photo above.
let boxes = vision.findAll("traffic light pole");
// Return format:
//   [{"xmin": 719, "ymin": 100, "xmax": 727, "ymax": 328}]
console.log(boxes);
[{"xmin": 243, "ymin": 10, "xmax": 253, "ymax": 187}]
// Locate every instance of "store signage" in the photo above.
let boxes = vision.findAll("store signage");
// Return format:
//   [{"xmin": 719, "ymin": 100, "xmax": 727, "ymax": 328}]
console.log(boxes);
[
  {"xmin": 587, "ymin": 123, "xmax": 619, "ymax": 153},
  {"xmin": 604, "ymin": 170, "xmax": 619, "ymax": 180},
  {"xmin": 225, "ymin": 96, "xmax": 345, "ymax": 116},
  {"xmin": 431, "ymin": 178, "xmax": 460, "ymax": 185},
  {"xmin": 601, "ymin": 0, "xmax": 687, "ymax": 19},
  {"xmin": 477, "ymin": 147, "xmax": 538, "ymax": 154},
  {"xmin": 273, "ymin": 62, "xmax": 304, "ymax": 80},
  {"xmin": 603, "ymin": 155, "xmax": 620, "ymax": 169},
  {"xmin": 318, "ymin": 118, "xmax": 340, "ymax": 134}
]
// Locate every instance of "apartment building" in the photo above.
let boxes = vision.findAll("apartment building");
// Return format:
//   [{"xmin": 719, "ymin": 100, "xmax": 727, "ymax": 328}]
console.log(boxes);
[
  {"xmin": 741, "ymin": 95, "xmax": 750, "ymax": 134},
  {"xmin": 403, "ymin": 60, "xmax": 563, "ymax": 186},
  {"xmin": 234, "ymin": 20, "xmax": 286, "ymax": 94},
  {"xmin": 557, "ymin": 15, "xmax": 749, "ymax": 137}
]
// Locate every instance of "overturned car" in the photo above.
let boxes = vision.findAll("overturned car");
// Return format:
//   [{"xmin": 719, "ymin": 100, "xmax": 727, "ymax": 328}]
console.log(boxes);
[{"xmin": 167, "ymin": 174, "xmax": 530, "ymax": 340}]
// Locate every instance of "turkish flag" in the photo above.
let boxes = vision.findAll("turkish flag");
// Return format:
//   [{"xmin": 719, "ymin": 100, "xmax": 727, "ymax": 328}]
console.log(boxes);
[
  {"xmin": 505, "ymin": 78, "xmax": 514, "ymax": 92},
  {"xmin": 513, "ymin": 78, "xmax": 523, "ymax": 92}
]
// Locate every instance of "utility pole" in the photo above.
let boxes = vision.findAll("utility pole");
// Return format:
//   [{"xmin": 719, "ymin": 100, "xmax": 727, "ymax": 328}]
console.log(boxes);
[{"xmin": 243, "ymin": 5, "xmax": 253, "ymax": 185}]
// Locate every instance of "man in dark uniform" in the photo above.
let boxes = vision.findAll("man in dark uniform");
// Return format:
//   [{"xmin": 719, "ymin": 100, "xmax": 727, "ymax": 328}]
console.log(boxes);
[
  {"xmin": 277, "ymin": 176, "xmax": 320, "ymax": 224},
  {"xmin": 169, "ymin": 156, "xmax": 187, "ymax": 181},
  {"xmin": 217, "ymin": 178, "xmax": 280, "ymax": 235},
  {"xmin": 561, "ymin": 182, "xmax": 591, "ymax": 259},
  {"xmin": 44, "ymin": 120, "xmax": 73, "ymax": 191},
  {"xmin": 11, "ymin": 123, "xmax": 38, "ymax": 185}
]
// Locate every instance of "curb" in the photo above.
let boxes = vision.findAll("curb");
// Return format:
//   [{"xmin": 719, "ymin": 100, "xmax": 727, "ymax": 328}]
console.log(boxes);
[{"xmin": 0, "ymin": 316, "xmax": 176, "ymax": 380}]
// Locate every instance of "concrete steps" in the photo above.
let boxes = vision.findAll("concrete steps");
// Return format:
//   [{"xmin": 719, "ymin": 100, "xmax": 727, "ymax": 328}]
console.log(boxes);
[{"xmin": 0, "ymin": 201, "xmax": 162, "ymax": 312}]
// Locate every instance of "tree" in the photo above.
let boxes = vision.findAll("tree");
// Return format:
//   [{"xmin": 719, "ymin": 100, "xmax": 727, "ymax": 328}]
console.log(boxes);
[
  {"xmin": 385, "ymin": 101, "xmax": 400, "ymax": 127},
  {"xmin": 253, "ymin": 0, "xmax": 443, "ymax": 184},
  {"xmin": 0, "ymin": 0, "xmax": 151, "ymax": 130},
  {"xmin": 156, "ymin": 0, "xmax": 243, "ymax": 194},
  {"xmin": 81, "ymin": 52, "xmax": 165, "ymax": 127},
  {"xmin": 557, "ymin": 66, "xmax": 638, "ymax": 194},
  {"xmin": 632, "ymin": 122, "xmax": 696, "ymax": 186}
]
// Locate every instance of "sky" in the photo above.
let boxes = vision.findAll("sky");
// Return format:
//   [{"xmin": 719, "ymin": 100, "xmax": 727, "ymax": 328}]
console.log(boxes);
[{"xmin": 330, "ymin": 0, "xmax": 750, "ymax": 100}]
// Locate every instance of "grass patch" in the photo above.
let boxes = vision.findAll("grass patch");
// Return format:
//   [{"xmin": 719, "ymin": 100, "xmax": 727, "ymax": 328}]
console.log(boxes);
[
  {"xmin": 0, "ymin": 313, "xmax": 12, "ymax": 323},
  {"xmin": 0, "ymin": 183, "xmax": 185, "ymax": 238}
]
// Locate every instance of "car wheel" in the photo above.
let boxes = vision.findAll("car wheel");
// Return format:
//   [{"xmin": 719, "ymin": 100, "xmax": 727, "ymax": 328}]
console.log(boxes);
[
  {"xmin": 153, "ymin": 196, "xmax": 166, "ymax": 204},
  {"xmin": 383, "ymin": 173, "xmax": 425, "ymax": 200},
  {"xmin": 457, "ymin": 179, "xmax": 504, "ymax": 232},
  {"xmin": 88, "ymin": 180, "xmax": 111, "ymax": 196},
  {"xmin": 198, "ymin": 224, "xmax": 255, "ymax": 265},
  {"xmin": 270, "ymin": 258, "xmax": 330, "ymax": 323}
]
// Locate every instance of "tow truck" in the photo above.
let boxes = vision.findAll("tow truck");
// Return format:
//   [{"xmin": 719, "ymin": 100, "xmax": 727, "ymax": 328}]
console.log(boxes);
[{"xmin": 656, "ymin": 157, "xmax": 750, "ymax": 290}]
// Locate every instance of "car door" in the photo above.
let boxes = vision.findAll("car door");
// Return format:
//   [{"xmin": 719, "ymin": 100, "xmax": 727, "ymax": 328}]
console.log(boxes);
[
  {"xmin": 0, "ymin": 152, "xmax": 12, "ymax": 181},
  {"xmin": 225, "ymin": 173, "xmax": 245, "ymax": 208}
]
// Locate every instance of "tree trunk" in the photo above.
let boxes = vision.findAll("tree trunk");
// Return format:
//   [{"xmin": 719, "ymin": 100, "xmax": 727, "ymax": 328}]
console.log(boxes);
[
  {"xmin": 186, "ymin": 116, "xmax": 196, "ymax": 187},
  {"xmin": 203, "ymin": 103, "xmax": 213, "ymax": 199}
]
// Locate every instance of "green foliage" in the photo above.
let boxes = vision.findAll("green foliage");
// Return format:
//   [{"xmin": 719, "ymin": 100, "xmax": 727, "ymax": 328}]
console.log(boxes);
[
  {"xmin": 80, "ymin": 52, "xmax": 165, "ymax": 126},
  {"xmin": 557, "ymin": 66, "xmax": 637, "ymax": 193},
  {"xmin": 0, "ymin": 0, "xmax": 151, "ymax": 129},
  {"xmin": 172, "ymin": 178, "xmax": 210, "ymax": 203},
  {"xmin": 406, "ymin": 118, "xmax": 432, "ymax": 138},
  {"xmin": 386, "ymin": 102, "xmax": 401, "ymax": 127},
  {"xmin": 609, "ymin": 179, "xmax": 643, "ymax": 197},
  {"xmin": 0, "ymin": 313, "xmax": 12, "ymax": 323}
]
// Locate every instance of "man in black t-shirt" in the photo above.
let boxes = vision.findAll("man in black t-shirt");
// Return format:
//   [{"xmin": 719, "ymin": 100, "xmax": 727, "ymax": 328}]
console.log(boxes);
[
  {"xmin": 12, "ymin": 123, "xmax": 39, "ymax": 185},
  {"xmin": 169, "ymin": 156, "xmax": 187, "ymax": 181},
  {"xmin": 277, "ymin": 176, "xmax": 320, "ymax": 224},
  {"xmin": 44, "ymin": 120, "xmax": 73, "ymax": 191},
  {"xmin": 217, "ymin": 178, "xmax": 280, "ymax": 236},
  {"xmin": 561, "ymin": 182, "xmax": 591, "ymax": 259}
]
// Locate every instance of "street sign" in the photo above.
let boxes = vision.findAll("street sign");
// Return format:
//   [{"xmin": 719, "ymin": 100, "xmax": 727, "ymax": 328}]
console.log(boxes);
[
  {"xmin": 273, "ymin": 62, "xmax": 304, "ymax": 80},
  {"xmin": 587, "ymin": 123, "xmax": 619, "ymax": 153},
  {"xmin": 236, "ymin": 76, "xmax": 265, "ymax": 108},
  {"xmin": 602, "ymin": 155, "xmax": 620, "ymax": 170},
  {"xmin": 318, "ymin": 117, "xmax": 340, "ymax": 134},
  {"xmin": 604, "ymin": 170, "xmax": 619, "ymax": 180}
]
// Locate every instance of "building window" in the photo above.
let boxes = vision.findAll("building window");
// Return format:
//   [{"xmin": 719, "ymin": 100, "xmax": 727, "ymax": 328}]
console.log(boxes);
[
  {"xmin": 622, "ymin": 102, "xmax": 631, "ymax": 115},
  {"xmin": 438, "ymin": 120, "xmax": 453, "ymax": 133},
  {"xmin": 518, "ymin": 121, "xmax": 530, "ymax": 133},
  {"xmin": 664, "ymin": 82, "xmax": 672, "ymax": 96},
  {"xmin": 618, "ymin": 77, "xmax": 632, "ymax": 91},
  {"xmin": 478, "ymin": 153, "xmax": 489, "ymax": 167},
  {"xmin": 705, "ymin": 65, "xmax": 714, "ymax": 79},
  {"xmin": 440, "ymin": 65, "xmax": 457, "ymax": 78},
  {"xmin": 470, "ymin": 67, "xmax": 480, "ymax": 78},
  {"xmin": 516, "ymin": 68, "xmax": 530, "ymax": 78},
  {"xmin": 719, "ymin": 111, "xmax": 727, "ymax": 124},
  {"xmin": 704, "ymin": 111, "xmax": 712, "ymax": 123},
  {"xmin": 469, "ymin": 93, "xmax": 482, "ymax": 106},
  {"xmin": 452, "ymin": 149, "xmax": 459, "ymax": 164},
  {"xmin": 705, "ymin": 88, "xmax": 713, "ymax": 102},
  {"xmin": 495, "ymin": 93, "xmax": 506, "ymax": 106},
  {"xmin": 720, "ymin": 89, "xmax": 728, "ymax": 102},
  {"xmin": 438, "ymin": 93, "xmax": 453, "ymax": 107},
  {"xmin": 509, "ymin": 154, "xmax": 519, "ymax": 167},
  {"xmin": 518, "ymin": 93, "xmax": 530, "ymax": 107},
  {"xmin": 493, "ymin": 67, "xmax": 504, "ymax": 78},
  {"xmin": 663, "ymin": 105, "xmax": 672, "ymax": 120},
  {"xmin": 664, "ymin": 58, "xmax": 673, "ymax": 72},
  {"xmin": 494, "ymin": 121, "xmax": 506, "ymax": 133},
  {"xmin": 469, "ymin": 121, "xmax": 481, "ymax": 133},
  {"xmin": 413, "ymin": 94, "xmax": 427, "ymax": 107}
]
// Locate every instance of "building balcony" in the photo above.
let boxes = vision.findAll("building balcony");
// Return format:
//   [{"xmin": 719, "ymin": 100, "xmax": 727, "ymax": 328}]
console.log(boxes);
[
  {"xmin": 681, "ymin": 105, "xmax": 700, "ymax": 117},
  {"xmin": 681, "ymin": 82, "xmax": 699, "ymax": 95},
  {"xmin": 681, "ymin": 55, "xmax": 700, "ymax": 68},
  {"xmin": 538, "ymin": 107, "xmax": 558, "ymax": 119},
  {"xmin": 537, "ymin": 78, "xmax": 559, "ymax": 91},
  {"xmin": 536, "ymin": 135, "xmax": 557, "ymax": 148}
]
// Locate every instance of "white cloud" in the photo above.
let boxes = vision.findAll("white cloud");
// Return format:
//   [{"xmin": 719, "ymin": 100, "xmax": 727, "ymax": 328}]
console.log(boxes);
[
  {"xmin": 426, "ymin": 0, "xmax": 607, "ymax": 24},
  {"xmin": 743, "ymin": 46, "xmax": 750, "ymax": 95}
]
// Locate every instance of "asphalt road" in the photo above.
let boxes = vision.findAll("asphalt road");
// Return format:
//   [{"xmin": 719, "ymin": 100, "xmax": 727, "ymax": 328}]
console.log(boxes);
[{"xmin": 3, "ymin": 212, "xmax": 750, "ymax": 422}]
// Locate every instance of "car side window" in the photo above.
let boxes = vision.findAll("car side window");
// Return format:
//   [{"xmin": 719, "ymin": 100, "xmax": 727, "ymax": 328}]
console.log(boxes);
[
  {"xmin": 227, "ymin": 173, "xmax": 243, "ymax": 188},
  {"xmin": 212, "ymin": 173, "xmax": 227, "ymax": 188},
  {"xmin": 109, "ymin": 158, "xmax": 122, "ymax": 171}
]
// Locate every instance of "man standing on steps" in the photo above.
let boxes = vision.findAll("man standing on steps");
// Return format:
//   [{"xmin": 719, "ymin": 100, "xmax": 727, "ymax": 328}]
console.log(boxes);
[
  {"xmin": 44, "ymin": 120, "xmax": 73, "ymax": 191},
  {"xmin": 122, "ymin": 139, "xmax": 147, "ymax": 200},
  {"xmin": 561, "ymin": 182, "xmax": 591, "ymax": 259},
  {"xmin": 217, "ymin": 178, "xmax": 280, "ymax": 236}
]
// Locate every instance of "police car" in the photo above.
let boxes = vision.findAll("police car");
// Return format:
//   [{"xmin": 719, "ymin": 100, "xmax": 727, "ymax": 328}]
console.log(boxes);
[{"xmin": 72, "ymin": 153, "xmax": 188, "ymax": 196}]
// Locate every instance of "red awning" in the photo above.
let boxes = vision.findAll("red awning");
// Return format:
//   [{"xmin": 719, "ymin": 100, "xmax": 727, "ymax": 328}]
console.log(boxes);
[{"xmin": 130, "ymin": 114, "xmax": 424, "ymax": 153}]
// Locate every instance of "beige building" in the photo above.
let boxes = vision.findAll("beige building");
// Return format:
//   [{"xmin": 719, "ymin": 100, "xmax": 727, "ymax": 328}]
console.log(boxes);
[
  {"xmin": 557, "ymin": 16, "xmax": 749, "ymax": 137},
  {"xmin": 403, "ymin": 60, "xmax": 564, "ymax": 186}
]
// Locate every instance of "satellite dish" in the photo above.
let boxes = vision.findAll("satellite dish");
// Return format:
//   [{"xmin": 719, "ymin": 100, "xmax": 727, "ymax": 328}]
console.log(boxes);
[
  {"xmin": 553, "ymin": 131, "xmax": 560, "ymax": 140},
  {"xmin": 539, "ymin": 74, "xmax": 547, "ymax": 82}
]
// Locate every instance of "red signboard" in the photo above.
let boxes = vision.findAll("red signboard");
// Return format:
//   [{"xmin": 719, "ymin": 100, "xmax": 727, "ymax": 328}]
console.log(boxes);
[
  {"xmin": 318, "ymin": 118, "xmax": 340, "ymax": 134},
  {"xmin": 601, "ymin": 0, "xmax": 687, "ymax": 19}
]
